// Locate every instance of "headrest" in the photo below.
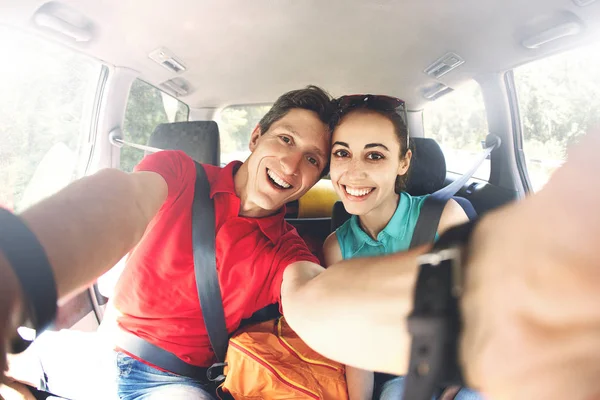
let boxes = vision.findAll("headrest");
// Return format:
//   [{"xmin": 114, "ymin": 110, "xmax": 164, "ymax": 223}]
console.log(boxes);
[
  {"xmin": 148, "ymin": 121, "xmax": 221, "ymax": 166},
  {"xmin": 405, "ymin": 137, "xmax": 446, "ymax": 196}
]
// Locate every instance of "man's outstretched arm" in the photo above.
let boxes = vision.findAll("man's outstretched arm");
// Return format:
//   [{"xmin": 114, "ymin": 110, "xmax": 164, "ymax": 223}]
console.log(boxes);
[
  {"xmin": 0, "ymin": 168, "xmax": 167, "ymax": 374},
  {"xmin": 283, "ymin": 131, "xmax": 600, "ymax": 400},
  {"xmin": 281, "ymin": 248, "xmax": 423, "ymax": 376},
  {"xmin": 19, "ymin": 169, "xmax": 167, "ymax": 301}
]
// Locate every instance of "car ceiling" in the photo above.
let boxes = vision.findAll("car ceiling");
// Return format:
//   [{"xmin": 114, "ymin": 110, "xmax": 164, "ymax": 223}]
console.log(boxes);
[{"xmin": 2, "ymin": 0, "xmax": 600, "ymax": 109}]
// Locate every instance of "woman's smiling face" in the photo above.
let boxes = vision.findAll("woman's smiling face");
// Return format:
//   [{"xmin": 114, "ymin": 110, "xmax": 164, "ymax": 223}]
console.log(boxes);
[{"xmin": 329, "ymin": 110, "xmax": 411, "ymax": 216}]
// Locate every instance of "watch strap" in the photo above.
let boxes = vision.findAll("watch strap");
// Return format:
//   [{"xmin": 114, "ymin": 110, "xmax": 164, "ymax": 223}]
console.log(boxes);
[
  {"xmin": 404, "ymin": 220, "xmax": 478, "ymax": 399},
  {"xmin": 0, "ymin": 209, "xmax": 57, "ymax": 351}
]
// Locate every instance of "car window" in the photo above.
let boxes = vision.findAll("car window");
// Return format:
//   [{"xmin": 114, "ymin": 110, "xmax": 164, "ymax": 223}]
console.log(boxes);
[
  {"xmin": 119, "ymin": 79, "xmax": 189, "ymax": 172},
  {"xmin": 98, "ymin": 80, "xmax": 189, "ymax": 297},
  {"xmin": 217, "ymin": 104, "xmax": 272, "ymax": 165},
  {"xmin": 0, "ymin": 27, "xmax": 104, "ymax": 212},
  {"xmin": 423, "ymin": 80, "xmax": 490, "ymax": 180},
  {"xmin": 513, "ymin": 42, "xmax": 600, "ymax": 191}
]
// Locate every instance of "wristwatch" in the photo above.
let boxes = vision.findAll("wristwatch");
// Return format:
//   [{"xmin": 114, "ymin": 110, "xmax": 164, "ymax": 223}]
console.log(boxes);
[
  {"xmin": 0, "ymin": 208, "xmax": 57, "ymax": 353},
  {"xmin": 403, "ymin": 220, "xmax": 478, "ymax": 400}
]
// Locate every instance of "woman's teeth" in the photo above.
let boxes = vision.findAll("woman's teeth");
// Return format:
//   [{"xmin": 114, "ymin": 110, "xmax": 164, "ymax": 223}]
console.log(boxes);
[
  {"xmin": 267, "ymin": 168, "xmax": 291, "ymax": 189},
  {"xmin": 345, "ymin": 186, "xmax": 373, "ymax": 197}
]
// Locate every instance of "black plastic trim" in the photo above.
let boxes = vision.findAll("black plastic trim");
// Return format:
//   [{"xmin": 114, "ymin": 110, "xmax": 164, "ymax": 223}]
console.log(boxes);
[
  {"xmin": 505, "ymin": 71, "xmax": 533, "ymax": 194},
  {"xmin": 84, "ymin": 65, "xmax": 109, "ymax": 176}
]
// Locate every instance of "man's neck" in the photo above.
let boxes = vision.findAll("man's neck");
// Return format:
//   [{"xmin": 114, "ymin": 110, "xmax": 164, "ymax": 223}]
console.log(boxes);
[{"xmin": 233, "ymin": 162, "xmax": 278, "ymax": 218}]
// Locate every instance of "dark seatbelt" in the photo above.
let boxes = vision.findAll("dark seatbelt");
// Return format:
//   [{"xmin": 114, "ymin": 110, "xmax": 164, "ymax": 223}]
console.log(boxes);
[
  {"xmin": 193, "ymin": 162, "xmax": 229, "ymax": 365},
  {"xmin": 114, "ymin": 329, "xmax": 211, "ymax": 379},
  {"xmin": 409, "ymin": 134, "xmax": 500, "ymax": 248},
  {"xmin": 403, "ymin": 135, "xmax": 500, "ymax": 400},
  {"xmin": 374, "ymin": 135, "xmax": 500, "ymax": 394},
  {"xmin": 114, "ymin": 163, "xmax": 227, "ymax": 383}
]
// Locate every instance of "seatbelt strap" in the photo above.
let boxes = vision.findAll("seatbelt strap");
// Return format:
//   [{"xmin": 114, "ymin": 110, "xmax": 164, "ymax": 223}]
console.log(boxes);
[
  {"xmin": 404, "ymin": 135, "xmax": 499, "ymax": 400},
  {"xmin": 114, "ymin": 329, "xmax": 211, "ymax": 380},
  {"xmin": 409, "ymin": 134, "xmax": 500, "ymax": 248},
  {"xmin": 114, "ymin": 163, "xmax": 226, "ymax": 383},
  {"xmin": 193, "ymin": 162, "xmax": 229, "ymax": 364}
]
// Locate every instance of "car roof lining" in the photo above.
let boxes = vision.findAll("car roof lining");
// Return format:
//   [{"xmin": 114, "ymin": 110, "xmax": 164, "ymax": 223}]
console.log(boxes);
[{"xmin": 2, "ymin": 0, "xmax": 600, "ymax": 109}]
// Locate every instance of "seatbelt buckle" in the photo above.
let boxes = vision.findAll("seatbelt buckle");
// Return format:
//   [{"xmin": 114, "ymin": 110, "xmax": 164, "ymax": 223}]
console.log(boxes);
[{"xmin": 207, "ymin": 362, "xmax": 227, "ymax": 383}]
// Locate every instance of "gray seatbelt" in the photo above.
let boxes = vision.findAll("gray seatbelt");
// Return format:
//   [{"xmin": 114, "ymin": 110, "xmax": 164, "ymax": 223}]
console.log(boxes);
[
  {"xmin": 409, "ymin": 134, "xmax": 500, "ymax": 248},
  {"xmin": 192, "ymin": 162, "xmax": 229, "ymax": 377},
  {"xmin": 114, "ymin": 329, "xmax": 211, "ymax": 378},
  {"xmin": 402, "ymin": 134, "xmax": 500, "ymax": 399},
  {"xmin": 114, "ymin": 163, "xmax": 227, "ymax": 382}
]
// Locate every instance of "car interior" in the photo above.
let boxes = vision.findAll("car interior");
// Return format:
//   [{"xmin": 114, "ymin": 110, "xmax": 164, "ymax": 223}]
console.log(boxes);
[{"xmin": 1, "ymin": 0, "xmax": 600, "ymax": 398}]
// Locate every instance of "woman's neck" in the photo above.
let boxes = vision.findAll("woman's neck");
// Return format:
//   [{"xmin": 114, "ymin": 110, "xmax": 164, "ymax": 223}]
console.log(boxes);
[{"xmin": 358, "ymin": 193, "xmax": 400, "ymax": 240}]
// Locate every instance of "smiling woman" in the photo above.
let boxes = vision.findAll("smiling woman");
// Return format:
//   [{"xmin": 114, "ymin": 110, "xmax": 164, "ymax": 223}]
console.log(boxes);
[{"xmin": 324, "ymin": 95, "xmax": 473, "ymax": 400}]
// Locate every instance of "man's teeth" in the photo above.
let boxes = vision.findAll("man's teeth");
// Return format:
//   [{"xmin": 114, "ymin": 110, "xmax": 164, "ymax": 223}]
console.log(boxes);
[
  {"xmin": 345, "ymin": 186, "xmax": 373, "ymax": 197},
  {"xmin": 267, "ymin": 169, "xmax": 291, "ymax": 189}
]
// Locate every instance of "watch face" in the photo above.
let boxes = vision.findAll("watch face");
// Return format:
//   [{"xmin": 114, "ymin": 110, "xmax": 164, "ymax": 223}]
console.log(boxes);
[
  {"xmin": 417, "ymin": 248, "xmax": 464, "ymax": 297},
  {"xmin": 407, "ymin": 247, "xmax": 464, "ymax": 398}
]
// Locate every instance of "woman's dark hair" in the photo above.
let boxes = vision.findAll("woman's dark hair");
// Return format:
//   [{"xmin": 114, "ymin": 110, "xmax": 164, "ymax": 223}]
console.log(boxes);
[
  {"xmin": 331, "ymin": 103, "xmax": 412, "ymax": 193},
  {"xmin": 258, "ymin": 85, "xmax": 334, "ymax": 176}
]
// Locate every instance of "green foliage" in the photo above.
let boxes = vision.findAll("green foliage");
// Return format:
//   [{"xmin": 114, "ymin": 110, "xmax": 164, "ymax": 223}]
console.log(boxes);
[
  {"xmin": 0, "ymin": 28, "xmax": 190, "ymax": 209},
  {"xmin": 424, "ymin": 81, "xmax": 489, "ymax": 153},
  {"xmin": 515, "ymin": 44, "xmax": 600, "ymax": 189},
  {"xmin": 0, "ymin": 28, "xmax": 101, "ymax": 210},
  {"xmin": 119, "ymin": 80, "xmax": 189, "ymax": 173},
  {"xmin": 423, "ymin": 81, "xmax": 491, "ymax": 179},
  {"xmin": 217, "ymin": 105, "xmax": 272, "ymax": 163}
]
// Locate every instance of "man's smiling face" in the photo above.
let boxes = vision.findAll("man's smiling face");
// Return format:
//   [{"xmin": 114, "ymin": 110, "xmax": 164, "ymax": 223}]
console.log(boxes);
[{"xmin": 240, "ymin": 108, "xmax": 330, "ymax": 215}]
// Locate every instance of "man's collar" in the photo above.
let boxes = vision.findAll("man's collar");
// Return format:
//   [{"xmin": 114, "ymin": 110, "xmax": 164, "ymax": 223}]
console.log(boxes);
[
  {"xmin": 210, "ymin": 161, "xmax": 287, "ymax": 243},
  {"xmin": 209, "ymin": 161, "xmax": 242, "ymax": 198}
]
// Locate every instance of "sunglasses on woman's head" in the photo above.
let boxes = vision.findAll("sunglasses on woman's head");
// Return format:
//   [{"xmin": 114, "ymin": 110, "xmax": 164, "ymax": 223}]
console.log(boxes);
[{"xmin": 335, "ymin": 94, "xmax": 409, "ymax": 149}]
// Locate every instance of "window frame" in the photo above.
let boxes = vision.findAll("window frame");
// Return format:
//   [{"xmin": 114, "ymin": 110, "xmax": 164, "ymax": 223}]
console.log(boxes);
[
  {"xmin": 505, "ymin": 70, "xmax": 534, "ymax": 193},
  {"xmin": 84, "ymin": 65, "xmax": 110, "ymax": 176},
  {"xmin": 0, "ymin": 29, "xmax": 108, "ymax": 211},
  {"xmin": 129, "ymin": 78, "xmax": 191, "ymax": 121},
  {"xmin": 118, "ymin": 78, "xmax": 190, "ymax": 172},
  {"xmin": 216, "ymin": 102, "xmax": 272, "ymax": 165},
  {"xmin": 421, "ymin": 80, "xmax": 492, "ymax": 182}
]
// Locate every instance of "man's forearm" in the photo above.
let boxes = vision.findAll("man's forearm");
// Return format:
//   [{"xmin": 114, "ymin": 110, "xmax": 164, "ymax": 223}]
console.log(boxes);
[
  {"xmin": 18, "ymin": 169, "xmax": 165, "ymax": 301},
  {"xmin": 0, "ymin": 168, "xmax": 166, "ymax": 377},
  {"xmin": 283, "ymin": 248, "xmax": 425, "ymax": 375}
]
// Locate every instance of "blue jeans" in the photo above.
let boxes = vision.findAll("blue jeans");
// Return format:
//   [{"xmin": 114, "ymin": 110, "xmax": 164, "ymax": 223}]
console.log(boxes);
[
  {"xmin": 378, "ymin": 376, "xmax": 483, "ymax": 400},
  {"xmin": 115, "ymin": 352, "xmax": 216, "ymax": 400}
]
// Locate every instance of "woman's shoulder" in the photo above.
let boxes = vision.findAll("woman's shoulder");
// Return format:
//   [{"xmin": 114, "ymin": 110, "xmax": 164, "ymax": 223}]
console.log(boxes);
[
  {"xmin": 323, "ymin": 231, "xmax": 342, "ymax": 266},
  {"xmin": 398, "ymin": 192, "xmax": 430, "ymax": 216},
  {"xmin": 400, "ymin": 191, "xmax": 429, "ymax": 204}
]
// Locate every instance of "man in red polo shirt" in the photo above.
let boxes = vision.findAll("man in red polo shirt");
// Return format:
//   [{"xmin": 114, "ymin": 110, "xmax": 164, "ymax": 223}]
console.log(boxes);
[{"xmin": 106, "ymin": 86, "xmax": 335, "ymax": 399}]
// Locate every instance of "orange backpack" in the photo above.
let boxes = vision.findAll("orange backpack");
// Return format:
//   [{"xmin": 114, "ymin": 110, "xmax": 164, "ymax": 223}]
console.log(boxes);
[{"xmin": 219, "ymin": 317, "xmax": 349, "ymax": 400}]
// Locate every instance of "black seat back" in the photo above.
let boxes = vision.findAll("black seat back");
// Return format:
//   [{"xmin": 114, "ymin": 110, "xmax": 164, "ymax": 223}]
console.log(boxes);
[
  {"xmin": 148, "ymin": 121, "xmax": 221, "ymax": 165},
  {"xmin": 331, "ymin": 138, "xmax": 477, "ymax": 231}
]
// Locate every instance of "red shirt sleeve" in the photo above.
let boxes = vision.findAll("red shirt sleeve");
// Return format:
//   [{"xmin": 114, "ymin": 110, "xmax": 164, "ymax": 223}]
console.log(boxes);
[
  {"xmin": 134, "ymin": 150, "xmax": 195, "ymax": 201},
  {"xmin": 269, "ymin": 230, "xmax": 320, "ymax": 305}
]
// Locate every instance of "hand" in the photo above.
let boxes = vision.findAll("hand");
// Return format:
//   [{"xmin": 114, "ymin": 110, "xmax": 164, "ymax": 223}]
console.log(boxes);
[{"xmin": 460, "ymin": 131, "xmax": 600, "ymax": 399}]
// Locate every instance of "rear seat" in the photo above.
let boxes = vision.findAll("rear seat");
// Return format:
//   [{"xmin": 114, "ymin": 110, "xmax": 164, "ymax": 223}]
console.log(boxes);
[
  {"xmin": 147, "ymin": 120, "xmax": 221, "ymax": 165},
  {"xmin": 331, "ymin": 137, "xmax": 477, "ymax": 231}
]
